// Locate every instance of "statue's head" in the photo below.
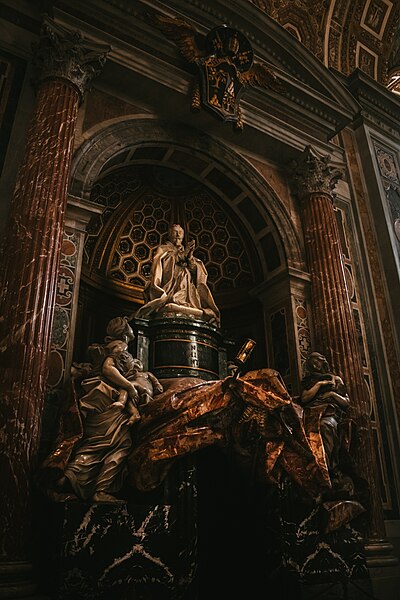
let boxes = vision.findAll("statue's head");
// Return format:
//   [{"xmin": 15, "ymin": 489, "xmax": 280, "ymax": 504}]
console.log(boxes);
[
  {"xmin": 131, "ymin": 358, "xmax": 144, "ymax": 372},
  {"xmin": 105, "ymin": 316, "xmax": 135, "ymax": 343},
  {"xmin": 168, "ymin": 224, "xmax": 184, "ymax": 245},
  {"xmin": 305, "ymin": 351, "xmax": 330, "ymax": 375}
]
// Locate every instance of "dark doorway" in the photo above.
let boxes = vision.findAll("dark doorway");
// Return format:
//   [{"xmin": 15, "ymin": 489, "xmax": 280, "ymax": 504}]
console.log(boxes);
[{"xmin": 194, "ymin": 445, "xmax": 283, "ymax": 598}]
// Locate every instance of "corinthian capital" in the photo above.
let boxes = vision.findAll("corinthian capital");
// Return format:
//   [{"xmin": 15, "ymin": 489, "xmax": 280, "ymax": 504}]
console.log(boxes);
[
  {"xmin": 290, "ymin": 146, "xmax": 343, "ymax": 198},
  {"xmin": 33, "ymin": 17, "xmax": 110, "ymax": 101}
]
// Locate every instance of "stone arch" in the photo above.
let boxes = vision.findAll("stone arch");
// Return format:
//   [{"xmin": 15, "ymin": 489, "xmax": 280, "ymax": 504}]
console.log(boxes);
[
  {"xmin": 69, "ymin": 118, "xmax": 310, "ymax": 383},
  {"xmin": 70, "ymin": 117, "xmax": 304, "ymax": 279}
]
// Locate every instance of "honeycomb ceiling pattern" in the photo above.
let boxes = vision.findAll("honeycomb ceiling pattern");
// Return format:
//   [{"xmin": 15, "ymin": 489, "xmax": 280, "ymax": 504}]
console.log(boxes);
[{"xmin": 84, "ymin": 165, "xmax": 259, "ymax": 303}]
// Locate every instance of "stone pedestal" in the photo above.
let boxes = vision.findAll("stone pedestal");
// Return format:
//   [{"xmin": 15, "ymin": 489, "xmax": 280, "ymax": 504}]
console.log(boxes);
[
  {"xmin": 132, "ymin": 317, "xmax": 227, "ymax": 380},
  {"xmin": 35, "ymin": 460, "xmax": 197, "ymax": 600},
  {"xmin": 59, "ymin": 503, "xmax": 190, "ymax": 600},
  {"xmin": 277, "ymin": 479, "xmax": 372, "ymax": 599}
]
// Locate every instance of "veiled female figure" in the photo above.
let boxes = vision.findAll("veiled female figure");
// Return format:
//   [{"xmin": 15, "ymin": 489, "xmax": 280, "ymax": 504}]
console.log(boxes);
[{"xmin": 63, "ymin": 372, "xmax": 133, "ymax": 502}]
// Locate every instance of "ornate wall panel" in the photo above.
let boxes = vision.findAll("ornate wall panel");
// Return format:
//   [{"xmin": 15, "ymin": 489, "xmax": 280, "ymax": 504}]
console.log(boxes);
[
  {"xmin": 373, "ymin": 140, "xmax": 400, "ymax": 257},
  {"xmin": 334, "ymin": 201, "xmax": 396, "ymax": 514},
  {"xmin": 356, "ymin": 42, "xmax": 378, "ymax": 79},
  {"xmin": 41, "ymin": 228, "xmax": 82, "ymax": 459},
  {"xmin": 48, "ymin": 229, "xmax": 80, "ymax": 388},
  {"xmin": 360, "ymin": 0, "xmax": 393, "ymax": 41},
  {"xmin": 293, "ymin": 296, "xmax": 312, "ymax": 371},
  {"xmin": 262, "ymin": 296, "xmax": 304, "ymax": 395}
]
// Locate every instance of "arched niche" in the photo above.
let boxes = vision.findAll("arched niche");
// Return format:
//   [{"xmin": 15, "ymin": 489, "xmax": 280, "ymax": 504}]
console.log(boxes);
[{"xmin": 69, "ymin": 118, "xmax": 310, "ymax": 389}]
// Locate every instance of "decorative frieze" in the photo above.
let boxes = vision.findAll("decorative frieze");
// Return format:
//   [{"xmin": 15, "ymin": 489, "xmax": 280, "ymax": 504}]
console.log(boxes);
[{"xmin": 374, "ymin": 143, "xmax": 400, "ymax": 183}]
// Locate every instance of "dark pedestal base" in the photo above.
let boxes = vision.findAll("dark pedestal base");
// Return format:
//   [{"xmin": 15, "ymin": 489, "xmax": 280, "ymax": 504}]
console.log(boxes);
[
  {"xmin": 277, "ymin": 480, "xmax": 372, "ymax": 599},
  {"xmin": 269, "ymin": 572, "xmax": 374, "ymax": 599},
  {"xmin": 132, "ymin": 316, "xmax": 227, "ymax": 380},
  {"xmin": 0, "ymin": 561, "xmax": 49, "ymax": 600},
  {"xmin": 32, "ymin": 459, "xmax": 197, "ymax": 600},
  {"xmin": 52, "ymin": 500, "xmax": 196, "ymax": 600}
]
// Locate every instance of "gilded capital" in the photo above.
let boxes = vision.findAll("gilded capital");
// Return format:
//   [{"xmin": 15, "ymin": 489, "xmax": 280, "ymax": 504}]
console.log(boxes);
[
  {"xmin": 290, "ymin": 145, "xmax": 343, "ymax": 199},
  {"xmin": 33, "ymin": 17, "xmax": 110, "ymax": 101}
]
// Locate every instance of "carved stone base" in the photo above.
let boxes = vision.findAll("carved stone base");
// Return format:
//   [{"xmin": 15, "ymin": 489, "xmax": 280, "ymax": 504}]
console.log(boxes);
[
  {"xmin": 365, "ymin": 539, "xmax": 400, "ymax": 600},
  {"xmin": 58, "ymin": 502, "xmax": 188, "ymax": 599},
  {"xmin": 278, "ymin": 479, "xmax": 370, "ymax": 590},
  {"xmin": 34, "ymin": 458, "xmax": 198, "ymax": 600},
  {"xmin": 132, "ymin": 316, "xmax": 227, "ymax": 380},
  {"xmin": 364, "ymin": 539, "xmax": 399, "ymax": 567}
]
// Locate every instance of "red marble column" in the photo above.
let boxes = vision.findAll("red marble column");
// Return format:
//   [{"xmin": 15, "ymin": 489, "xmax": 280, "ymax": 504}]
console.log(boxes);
[
  {"xmin": 292, "ymin": 146, "xmax": 386, "ymax": 543},
  {"xmin": 0, "ymin": 18, "xmax": 108, "ymax": 595}
]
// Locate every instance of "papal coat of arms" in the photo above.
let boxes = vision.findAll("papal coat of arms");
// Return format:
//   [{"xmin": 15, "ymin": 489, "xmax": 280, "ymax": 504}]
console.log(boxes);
[{"xmin": 147, "ymin": 13, "xmax": 285, "ymax": 131}]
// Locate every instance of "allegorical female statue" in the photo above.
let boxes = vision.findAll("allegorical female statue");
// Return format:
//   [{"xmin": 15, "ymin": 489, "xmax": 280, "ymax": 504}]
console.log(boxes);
[
  {"xmin": 41, "ymin": 317, "xmax": 162, "ymax": 503},
  {"xmin": 300, "ymin": 351, "xmax": 350, "ymax": 476}
]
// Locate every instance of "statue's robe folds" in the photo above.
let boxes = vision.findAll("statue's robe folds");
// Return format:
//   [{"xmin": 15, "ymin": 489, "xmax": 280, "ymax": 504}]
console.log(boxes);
[
  {"xmin": 38, "ymin": 373, "xmax": 133, "ymax": 501},
  {"xmin": 38, "ymin": 368, "xmax": 368, "ymax": 542},
  {"xmin": 39, "ymin": 369, "xmax": 334, "ymax": 503},
  {"xmin": 135, "ymin": 241, "xmax": 220, "ymax": 326}
]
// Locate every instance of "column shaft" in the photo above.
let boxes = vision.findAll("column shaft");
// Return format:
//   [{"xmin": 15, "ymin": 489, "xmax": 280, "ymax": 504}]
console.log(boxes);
[
  {"xmin": 301, "ymin": 190, "xmax": 385, "ymax": 540},
  {"xmin": 0, "ymin": 79, "xmax": 79, "ymax": 559}
]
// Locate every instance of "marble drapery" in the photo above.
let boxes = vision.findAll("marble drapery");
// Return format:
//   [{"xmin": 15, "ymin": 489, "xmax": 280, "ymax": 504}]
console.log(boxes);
[
  {"xmin": 40, "ymin": 368, "xmax": 365, "ymax": 533},
  {"xmin": 136, "ymin": 225, "xmax": 220, "ymax": 326}
]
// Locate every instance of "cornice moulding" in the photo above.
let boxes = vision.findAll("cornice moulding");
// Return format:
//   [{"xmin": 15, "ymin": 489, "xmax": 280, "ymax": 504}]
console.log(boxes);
[
  {"xmin": 52, "ymin": 3, "xmax": 359, "ymax": 146},
  {"xmin": 347, "ymin": 69, "xmax": 400, "ymax": 134}
]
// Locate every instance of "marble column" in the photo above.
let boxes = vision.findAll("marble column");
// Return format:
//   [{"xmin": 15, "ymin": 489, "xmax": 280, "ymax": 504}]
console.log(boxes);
[
  {"xmin": 291, "ymin": 146, "xmax": 387, "ymax": 545},
  {"xmin": 0, "ymin": 18, "xmax": 109, "ymax": 596}
]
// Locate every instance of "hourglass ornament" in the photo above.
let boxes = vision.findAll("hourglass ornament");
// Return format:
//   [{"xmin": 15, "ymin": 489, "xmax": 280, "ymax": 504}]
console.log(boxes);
[{"xmin": 233, "ymin": 338, "xmax": 256, "ymax": 378}]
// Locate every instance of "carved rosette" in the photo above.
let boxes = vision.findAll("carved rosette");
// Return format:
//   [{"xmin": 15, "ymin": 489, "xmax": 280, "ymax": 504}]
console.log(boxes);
[
  {"xmin": 290, "ymin": 145, "xmax": 343, "ymax": 199},
  {"xmin": 33, "ymin": 18, "xmax": 110, "ymax": 101}
]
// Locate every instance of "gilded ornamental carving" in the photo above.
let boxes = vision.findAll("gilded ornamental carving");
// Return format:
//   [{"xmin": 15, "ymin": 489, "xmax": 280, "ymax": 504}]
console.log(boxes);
[{"xmin": 147, "ymin": 13, "xmax": 284, "ymax": 131}]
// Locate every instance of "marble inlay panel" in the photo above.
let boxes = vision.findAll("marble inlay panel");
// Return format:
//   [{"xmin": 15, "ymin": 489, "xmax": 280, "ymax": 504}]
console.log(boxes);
[{"xmin": 59, "ymin": 502, "xmax": 196, "ymax": 600}]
